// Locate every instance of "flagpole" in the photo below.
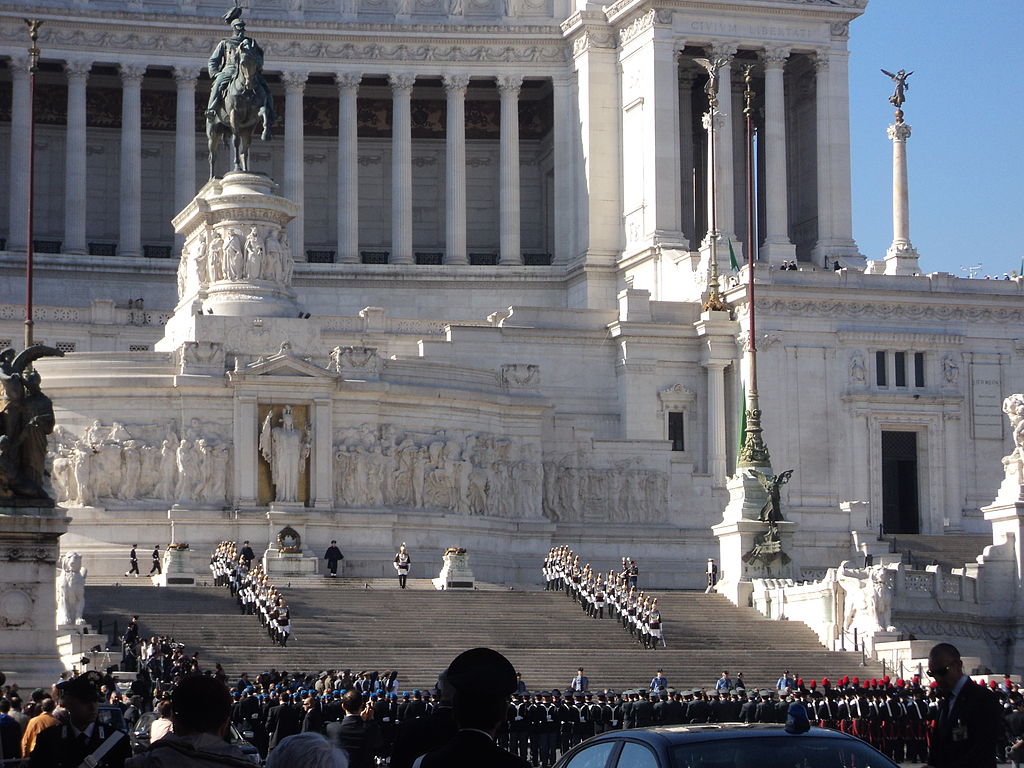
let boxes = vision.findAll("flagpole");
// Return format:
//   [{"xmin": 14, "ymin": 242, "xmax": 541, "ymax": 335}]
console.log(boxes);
[
  {"xmin": 738, "ymin": 63, "xmax": 769, "ymax": 469},
  {"xmin": 697, "ymin": 56, "xmax": 729, "ymax": 313},
  {"xmin": 24, "ymin": 19, "xmax": 42, "ymax": 350}
]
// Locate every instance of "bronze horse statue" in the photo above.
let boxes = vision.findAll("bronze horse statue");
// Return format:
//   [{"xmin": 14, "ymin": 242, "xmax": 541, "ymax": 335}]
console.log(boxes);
[{"xmin": 206, "ymin": 41, "xmax": 272, "ymax": 178}]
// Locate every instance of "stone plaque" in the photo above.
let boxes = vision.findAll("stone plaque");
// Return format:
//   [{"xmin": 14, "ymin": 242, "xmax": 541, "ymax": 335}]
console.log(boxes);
[{"xmin": 971, "ymin": 363, "xmax": 1003, "ymax": 440}]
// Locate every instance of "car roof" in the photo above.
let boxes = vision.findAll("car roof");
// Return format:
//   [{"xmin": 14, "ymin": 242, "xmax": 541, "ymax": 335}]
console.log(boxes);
[{"xmin": 593, "ymin": 724, "xmax": 862, "ymax": 747}]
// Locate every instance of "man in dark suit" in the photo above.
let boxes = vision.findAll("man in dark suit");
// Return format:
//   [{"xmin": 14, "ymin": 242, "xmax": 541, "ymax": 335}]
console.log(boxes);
[
  {"xmin": 28, "ymin": 672, "xmax": 130, "ymax": 768},
  {"xmin": 926, "ymin": 642, "xmax": 1003, "ymax": 768},
  {"xmin": 266, "ymin": 693, "xmax": 303, "ymax": 752},
  {"xmin": 416, "ymin": 647, "xmax": 529, "ymax": 768},
  {"xmin": 324, "ymin": 540, "xmax": 344, "ymax": 578},
  {"xmin": 327, "ymin": 691, "xmax": 381, "ymax": 768}
]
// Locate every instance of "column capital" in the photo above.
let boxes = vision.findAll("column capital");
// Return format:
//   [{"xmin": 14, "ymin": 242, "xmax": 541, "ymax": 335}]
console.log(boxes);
[
  {"xmin": 496, "ymin": 74, "xmax": 523, "ymax": 95},
  {"xmin": 172, "ymin": 65, "xmax": 201, "ymax": 86},
  {"xmin": 64, "ymin": 58, "xmax": 93, "ymax": 81},
  {"xmin": 762, "ymin": 46, "xmax": 790, "ymax": 69},
  {"xmin": 708, "ymin": 42, "xmax": 737, "ymax": 61},
  {"xmin": 7, "ymin": 54, "xmax": 28, "ymax": 78},
  {"xmin": 281, "ymin": 69, "xmax": 309, "ymax": 90},
  {"xmin": 887, "ymin": 122, "xmax": 911, "ymax": 142},
  {"xmin": 335, "ymin": 71, "xmax": 363, "ymax": 90},
  {"xmin": 442, "ymin": 73, "xmax": 470, "ymax": 94},
  {"xmin": 388, "ymin": 73, "xmax": 416, "ymax": 93},
  {"xmin": 813, "ymin": 49, "xmax": 831, "ymax": 72},
  {"xmin": 119, "ymin": 63, "xmax": 147, "ymax": 85}
]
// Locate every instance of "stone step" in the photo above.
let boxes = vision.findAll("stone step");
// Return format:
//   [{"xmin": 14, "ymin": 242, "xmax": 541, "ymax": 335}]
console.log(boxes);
[{"xmin": 884, "ymin": 534, "xmax": 992, "ymax": 570}]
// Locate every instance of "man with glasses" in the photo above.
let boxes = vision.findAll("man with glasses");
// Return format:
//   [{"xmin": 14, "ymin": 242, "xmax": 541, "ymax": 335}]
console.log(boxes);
[{"xmin": 925, "ymin": 642, "xmax": 1002, "ymax": 768}]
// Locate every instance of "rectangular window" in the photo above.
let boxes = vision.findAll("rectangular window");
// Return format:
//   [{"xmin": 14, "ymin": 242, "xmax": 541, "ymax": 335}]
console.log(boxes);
[
  {"xmin": 914, "ymin": 352, "xmax": 925, "ymax": 387},
  {"xmin": 876, "ymin": 351, "xmax": 887, "ymax": 386},
  {"xmin": 668, "ymin": 412, "xmax": 685, "ymax": 452},
  {"xmin": 894, "ymin": 351, "xmax": 906, "ymax": 387}
]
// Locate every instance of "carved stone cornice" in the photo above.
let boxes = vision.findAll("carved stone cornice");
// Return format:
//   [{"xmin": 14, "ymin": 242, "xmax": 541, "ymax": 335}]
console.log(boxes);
[
  {"xmin": 762, "ymin": 298, "xmax": 1024, "ymax": 325},
  {"xmin": 618, "ymin": 8, "xmax": 673, "ymax": 47}
]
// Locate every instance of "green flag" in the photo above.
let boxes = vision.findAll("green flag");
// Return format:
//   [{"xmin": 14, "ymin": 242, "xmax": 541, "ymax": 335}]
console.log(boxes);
[{"xmin": 728, "ymin": 239, "xmax": 740, "ymax": 272}]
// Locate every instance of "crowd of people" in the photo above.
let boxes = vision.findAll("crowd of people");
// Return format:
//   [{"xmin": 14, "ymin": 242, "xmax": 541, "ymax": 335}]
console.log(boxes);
[
  {"xmin": 543, "ymin": 547, "xmax": 664, "ymax": 650},
  {"xmin": 211, "ymin": 541, "xmax": 292, "ymax": 646}
]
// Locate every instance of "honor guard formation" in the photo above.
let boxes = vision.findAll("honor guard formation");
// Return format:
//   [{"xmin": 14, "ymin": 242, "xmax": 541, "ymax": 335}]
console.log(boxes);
[
  {"xmin": 543, "ymin": 546, "xmax": 664, "ymax": 650},
  {"xmin": 211, "ymin": 541, "xmax": 292, "ymax": 647}
]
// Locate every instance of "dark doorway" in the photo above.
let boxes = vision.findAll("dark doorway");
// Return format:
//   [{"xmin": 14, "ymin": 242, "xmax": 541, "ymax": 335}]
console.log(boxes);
[{"xmin": 881, "ymin": 431, "xmax": 919, "ymax": 534}]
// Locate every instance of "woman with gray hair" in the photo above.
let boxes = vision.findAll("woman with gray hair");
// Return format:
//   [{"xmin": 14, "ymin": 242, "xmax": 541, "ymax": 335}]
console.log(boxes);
[{"xmin": 267, "ymin": 733, "xmax": 348, "ymax": 768}]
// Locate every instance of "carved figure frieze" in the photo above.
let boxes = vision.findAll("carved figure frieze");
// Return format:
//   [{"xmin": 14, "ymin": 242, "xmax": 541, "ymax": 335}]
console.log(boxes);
[
  {"xmin": 542, "ymin": 453, "xmax": 669, "ymax": 523},
  {"xmin": 178, "ymin": 223, "xmax": 295, "ymax": 301}
]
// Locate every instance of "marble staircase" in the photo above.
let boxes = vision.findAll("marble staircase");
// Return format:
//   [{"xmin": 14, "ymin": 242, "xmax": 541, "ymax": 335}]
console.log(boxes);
[{"xmin": 883, "ymin": 534, "xmax": 992, "ymax": 571}]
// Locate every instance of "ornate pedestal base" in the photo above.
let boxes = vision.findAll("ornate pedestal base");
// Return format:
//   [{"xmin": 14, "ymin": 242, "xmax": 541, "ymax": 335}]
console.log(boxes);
[
  {"xmin": 154, "ymin": 546, "xmax": 196, "ymax": 586},
  {"xmin": 884, "ymin": 243, "xmax": 921, "ymax": 276},
  {"xmin": 0, "ymin": 505, "xmax": 71, "ymax": 687},
  {"xmin": 262, "ymin": 510, "xmax": 318, "ymax": 576},
  {"xmin": 433, "ymin": 548, "xmax": 475, "ymax": 590}
]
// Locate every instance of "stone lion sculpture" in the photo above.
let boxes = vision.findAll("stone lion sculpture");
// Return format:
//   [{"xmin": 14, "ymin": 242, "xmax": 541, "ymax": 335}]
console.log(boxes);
[{"xmin": 56, "ymin": 551, "xmax": 87, "ymax": 627}]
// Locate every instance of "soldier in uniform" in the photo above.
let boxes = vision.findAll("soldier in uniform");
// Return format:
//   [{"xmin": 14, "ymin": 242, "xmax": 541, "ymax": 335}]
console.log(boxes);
[
  {"xmin": 125, "ymin": 544, "xmax": 140, "ymax": 578},
  {"xmin": 324, "ymin": 540, "xmax": 344, "ymax": 578},
  {"xmin": 239, "ymin": 540, "xmax": 256, "ymax": 569},
  {"xmin": 149, "ymin": 544, "xmax": 162, "ymax": 575},
  {"xmin": 28, "ymin": 672, "xmax": 131, "ymax": 768},
  {"xmin": 393, "ymin": 543, "xmax": 411, "ymax": 589}
]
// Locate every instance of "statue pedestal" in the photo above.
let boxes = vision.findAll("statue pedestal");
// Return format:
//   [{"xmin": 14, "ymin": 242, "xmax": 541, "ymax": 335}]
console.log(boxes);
[
  {"xmin": 712, "ymin": 470, "xmax": 799, "ymax": 607},
  {"xmin": 433, "ymin": 549, "xmax": 475, "ymax": 590},
  {"xmin": 57, "ymin": 624, "xmax": 114, "ymax": 673},
  {"xmin": 153, "ymin": 546, "xmax": 196, "ymax": 587},
  {"xmin": 262, "ymin": 510, "xmax": 318, "ymax": 577},
  {"xmin": 0, "ymin": 505, "xmax": 71, "ymax": 687}
]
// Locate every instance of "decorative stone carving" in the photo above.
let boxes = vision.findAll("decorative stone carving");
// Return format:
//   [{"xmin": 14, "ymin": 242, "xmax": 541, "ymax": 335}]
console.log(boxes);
[
  {"xmin": 178, "ymin": 341, "xmax": 227, "ymax": 375},
  {"xmin": 0, "ymin": 585, "xmax": 34, "ymax": 628},
  {"xmin": 658, "ymin": 383, "xmax": 696, "ymax": 411},
  {"xmin": 55, "ymin": 552, "xmax": 86, "ymax": 627},
  {"xmin": 329, "ymin": 346, "xmax": 383, "ymax": 378},
  {"xmin": 942, "ymin": 353, "xmax": 960, "ymax": 386},
  {"xmin": 259, "ymin": 405, "xmax": 311, "ymax": 503},
  {"xmin": 849, "ymin": 350, "xmax": 866, "ymax": 384},
  {"xmin": 835, "ymin": 562, "xmax": 895, "ymax": 638},
  {"xmin": 1002, "ymin": 395, "xmax": 1024, "ymax": 461},
  {"xmin": 542, "ymin": 452, "xmax": 668, "ymax": 523},
  {"xmin": 499, "ymin": 363, "xmax": 539, "ymax": 389}
]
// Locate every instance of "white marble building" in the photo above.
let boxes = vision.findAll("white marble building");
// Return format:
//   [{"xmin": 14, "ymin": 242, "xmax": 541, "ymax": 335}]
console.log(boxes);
[{"xmin": 0, "ymin": 0, "xmax": 1022, "ymax": 591}]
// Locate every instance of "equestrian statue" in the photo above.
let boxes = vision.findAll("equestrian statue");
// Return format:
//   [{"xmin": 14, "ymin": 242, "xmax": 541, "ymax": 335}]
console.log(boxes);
[{"xmin": 205, "ymin": 3, "xmax": 276, "ymax": 178}]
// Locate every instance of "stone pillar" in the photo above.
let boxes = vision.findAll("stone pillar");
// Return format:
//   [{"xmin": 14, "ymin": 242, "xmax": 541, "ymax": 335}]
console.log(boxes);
[
  {"xmin": 811, "ymin": 50, "xmax": 831, "ymax": 267},
  {"xmin": 760, "ymin": 47, "xmax": 795, "ymax": 265},
  {"xmin": 389, "ymin": 73, "xmax": 416, "ymax": 265},
  {"xmin": 443, "ymin": 73, "xmax": 469, "ymax": 265},
  {"xmin": 63, "ymin": 59, "xmax": 91, "ymax": 256},
  {"xmin": 884, "ymin": 119, "xmax": 920, "ymax": 275},
  {"xmin": 704, "ymin": 361, "xmax": 728, "ymax": 483},
  {"xmin": 7, "ymin": 55, "xmax": 28, "ymax": 252},
  {"xmin": 335, "ymin": 72, "xmax": 361, "ymax": 264},
  {"xmin": 118, "ymin": 63, "xmax": 146, "ymax": 258},
  {"xmin": 234, "ymin": 395, "xmax": 258, "ymax": 505},
  {"xmin": 826, "ymin": 48, "xmax": 861, "ymax": 263},
  {"xmin": 173, "ymin": 67, "xmax": 199, "ymax": 212},
  {"xmin": 313, "ymin": 398, "xmax": 333, "ymax": 508},
  {"xmin": 498, "ymin": 74, "xmax": 523, "ymax": 265},
  {"xmin": 678, "ymin": 70, "xmax": 696, "ymax": 247},
  {"xmin": 710, "ymin": 44, "xmax": 737, "ymax": 249},
  {"xmin": 282, "ymin": 70, "xmax": 308, "ymax": 263},
  {"xmin": 552, "ymin": 76, "xmax": 576, "ymax": 264}
]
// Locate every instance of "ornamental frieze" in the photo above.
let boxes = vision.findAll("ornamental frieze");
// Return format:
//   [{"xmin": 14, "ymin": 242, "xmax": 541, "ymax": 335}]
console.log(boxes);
[{"xmin": 759, "ymin": 299, "xmax": 1024, "ymax": 324}]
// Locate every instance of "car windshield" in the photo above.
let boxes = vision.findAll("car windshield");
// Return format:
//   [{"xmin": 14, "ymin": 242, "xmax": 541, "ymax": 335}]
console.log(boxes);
[{"xmin": 671, "ymin": 736, "xmax": 897, "ymax": 768}]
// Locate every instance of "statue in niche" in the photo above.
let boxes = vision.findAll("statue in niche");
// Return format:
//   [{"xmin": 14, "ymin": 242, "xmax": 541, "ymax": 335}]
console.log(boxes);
[
  {"xmin": 259, "ymin": 405, "xmax": 310, "ymax": 503},
  {"xmin": 224, "ymin": 229, "xmax": 245, "ymax": 281},
  {"xmin": 942, "ymin": 354, "xmax": 960, "ymax": 385},
  {"xmin": 56, "ymin": 552, "xmax": 87, "ymax": 626},
  {"xmin": 244, "ymin": 225, "xmax": 264, "ymax": 280},
  {"xmin": 849, "ymin": 351, "xmax": 866, "ymax": 384},
  {"xmin": 207, "ymin": 230, "xmax": 224, "ymax": 283}
]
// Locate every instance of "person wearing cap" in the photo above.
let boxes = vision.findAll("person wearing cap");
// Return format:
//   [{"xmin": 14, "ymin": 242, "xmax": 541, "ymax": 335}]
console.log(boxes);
[
  {"xmin": 393, "ymin": 544, "xmax": 411, "ymax": 589},
  {"xmin": 324, "ymin": 541, "xmax": 344, "ymax": 578},
  {"xmin": 29, "ymin": 672, "xmax": 131, "ymax": 768},
  {"xmin": 125, "ymin": 544, "xmax": 140, "ymax": 578},
  {"xmin": 413, "ymin": 648, "xmax": 529, "ymax": 768},
  {"xmin": 239, "ymin": 541, "xmax": 255, "ymax": 569},
  {"xmin": 150, "ymin": 545, "xmax": 163, "ymax": 576}
]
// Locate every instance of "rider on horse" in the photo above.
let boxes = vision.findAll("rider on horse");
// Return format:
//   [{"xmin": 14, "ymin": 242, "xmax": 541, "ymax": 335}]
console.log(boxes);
[{"xmin": 206, "ymin": 17, "xmax": 275, "ymax": 140}]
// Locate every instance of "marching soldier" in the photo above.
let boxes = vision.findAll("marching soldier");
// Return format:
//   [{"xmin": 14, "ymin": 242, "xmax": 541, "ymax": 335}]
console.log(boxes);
[
  {"xmin": 124, "ymin": 544, "xmax": 139, "ymax": 578},
  {"xmin": 149, "ymin": 544, "xmax": 162, "ymax": 575},
  {"xmin": 324, "ymin": 540, "xmax": 344, "ymax": 578},
  {"xmin": 394, "ymin": 543, "xmax": 411, "ymax": 589}
]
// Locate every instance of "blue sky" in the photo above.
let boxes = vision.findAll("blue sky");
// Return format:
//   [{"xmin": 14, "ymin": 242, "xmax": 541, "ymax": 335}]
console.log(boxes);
[{"xmin": 848, "ymin": 0, "xmax": 1024, "ymax": 276}]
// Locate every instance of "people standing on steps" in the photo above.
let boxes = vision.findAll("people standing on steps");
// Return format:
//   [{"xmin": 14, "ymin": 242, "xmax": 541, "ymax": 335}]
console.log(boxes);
[
  {"xmin": 125, "ymin": 545, "xmax": 139, "ymax": 578},
  {"xmin": 394, "ymin": 543, "xmax": 411, "ymax": 589},
  {"xmin": 324, "ymin": 540, "xmax": 344, "ymax": 578},
  {"xmin": 149, "ymin": 545, "xmax": 162, "ymax": 576}
]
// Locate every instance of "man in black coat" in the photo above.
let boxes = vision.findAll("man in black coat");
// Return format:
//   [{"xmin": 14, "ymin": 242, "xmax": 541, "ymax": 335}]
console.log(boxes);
[
  {"xmin": 416, "ymin": 648, "xmax": 530, "ymax": 768},
  {"xmin": 239, "ymin": 540, "xmax": 255, "ymax": 568},
  {"xmin": 327, "ymin": 691, "xmax": 381, "ymax": 768},
  {"xmin": 266, "ymin": 694, "xmax": 303, "ymax": 752},
  {"xmin": 324, "ymin": 540, "xmax": 344, "ymax": 578},
  {"xmin": 926, "ymin": 642, "xmax": 1003, "ymax": 768}
]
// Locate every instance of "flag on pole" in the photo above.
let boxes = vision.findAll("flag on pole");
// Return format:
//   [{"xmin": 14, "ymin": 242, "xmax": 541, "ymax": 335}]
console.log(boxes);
[
  {"xmin": 738, "ymin": 384, "xmax": 747, "ymax": 452},
  {"xmin": 728, "ymin": 239, "xmax": 740, "ymax": 272}
]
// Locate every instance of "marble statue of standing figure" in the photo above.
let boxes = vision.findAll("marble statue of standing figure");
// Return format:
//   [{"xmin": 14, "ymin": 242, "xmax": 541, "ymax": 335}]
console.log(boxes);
[
  {"xmin": 56, "ymin": 551, "xmax": 87, "ymax": 626},
  {"xmin": 259, "ymin": 405, "xmax": 310, "ymax": 503},
  {"xmin": 244, "ymin": 225, "xmax": 264, "ymax": 280}
]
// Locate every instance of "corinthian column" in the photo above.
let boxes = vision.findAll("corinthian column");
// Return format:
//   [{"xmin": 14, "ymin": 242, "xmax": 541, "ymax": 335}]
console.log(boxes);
[
  {"xmin": 497, "ymin": 74, "xmax": 523, "ymax": 265},
  {"xmin": 7, "ymin": 56, "xmax": 29, "ymax": 252},
  {"xmin": 760, "ymin": 47, "xmax": 795, "ymax": 264},
  {"xmin": 389, "ymin": 73, "xmax": 415, "ymax": 265},
  {"xmin": 173, "ymin": 66, "xmax": 200, "ymax": 216},
  {"xmin": 118, "ymin": 63, "xmax": 146, "ymax": 258},
  {"xmin": 443, "ymin": 73, "xmax": 469, "ymax": 264},
  {"xmin": 812, "ymin": 50, "xmax": 832, "ymax": 266},
  {"xmin": 64, "ymin": 59, "xmax": 92, "ymax": 256},
  {"xmin": 282, "ymin": 70, "xmax": 308, "ymax": 263},
  {"xmin": 883, "ymin": 117, "xmax": 920, "ymax": 275},
  {"xmin": 335, "ymin": 72, "xmax": 361, "ymax": 263}
]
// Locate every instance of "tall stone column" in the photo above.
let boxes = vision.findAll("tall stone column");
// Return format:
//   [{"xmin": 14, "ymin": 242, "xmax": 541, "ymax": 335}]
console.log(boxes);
[
  {"xmin": 552, "ymin": 76, "xmax": 576, "ymax": 264},
  {"xmin": 497, "ymin": 74, "xmax": 523, "ymax": 265},
  {"xmin": 282, "ymin": 70, "xmax": 308, "ymax": 263},
  {"xmin": 678, "ymin": 70, "xmax": 696, "ymax": 247},
  {"xmin": 7, "ymin": 55, "xmax": 29, "ymax": 252},
  {"xmin": 118, "ymin": 63, "xmax": 146, "ymax": 259},
  {"xmin": 884, "ymin": 117, "xmax": 920, "ymax": 275},
  {"xmin": 64, "ymin": 59, "xmax": 92, "ymax": 256},
  {"xmin": 760, "ymin": 47, "xmax": 795, "ymax": 264},
  {"xmin": 335, "ymin": 72, "xmax": 361, "ymax": 264},
  {"xmin": 704, "ymin": 361, "xmax": 728, "ymax": 483},
  {"xmin": 711, "ymin": 44, "xmax": 737, "ymax": 248},
  {"xmin": 826, "ymin": 48, "xmax": 860, "ymax": 262},
  {"xmin": 389, "ymin": 73, "xmax": 415, "ymax": 265},
  {"xmin": 173, "ymin": 67, "xmax": 199, "ymax": 215},
  {"xmin": 443, "ymin": 73, "xmax": 469, "ymax": 265},
  {"xmin": 811, "ymin": 50, "xmax": 832, "ymax": 266}
]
